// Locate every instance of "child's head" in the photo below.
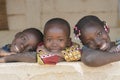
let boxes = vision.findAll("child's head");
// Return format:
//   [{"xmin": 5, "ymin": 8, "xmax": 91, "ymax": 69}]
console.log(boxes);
[
  {"xmin": 10, "ymin": 28, "xmax": 43, "ymax": 53},
  {"xmin": 74, "ymin": 15, "xmax": 111, "ymax": 51},
  {"xmin": 44, "ymin": 18, "xmax": 71, "ymax": 53}
]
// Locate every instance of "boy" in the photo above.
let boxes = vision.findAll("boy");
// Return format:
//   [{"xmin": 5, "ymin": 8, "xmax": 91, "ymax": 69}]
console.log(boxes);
[
  {"xmin": 0, "ymin": 28, "xmax": 43, "ymax": 62},
  {"xmin": 37, "ymin": 18, "xmax": 81, "ymax": 64}
]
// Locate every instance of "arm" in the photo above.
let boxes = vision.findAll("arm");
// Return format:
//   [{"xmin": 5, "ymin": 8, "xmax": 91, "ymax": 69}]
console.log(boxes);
[
  {"xmin": 0, "ymin": 52, "xmax": 36, "ymax": 63},
  {"xmin": 81, "ymin": 47, "xmax": 120, "ymax": 67},
  {"xmin": 0, "ymin": 48, "xmax": 16, "ymax": 57}
]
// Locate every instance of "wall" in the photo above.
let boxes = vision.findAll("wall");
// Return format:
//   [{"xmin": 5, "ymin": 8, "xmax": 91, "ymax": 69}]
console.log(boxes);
[
  {"xmin": 2, "ymin": 0, "xmax": 119, "ymax": 46},
  {"xmin": 0, "ymin": 62, "xmax": 120, "ymax": 80},
  {"xmin": 6, "ymin": 0, "xmax": 118, "ymax": 31}
]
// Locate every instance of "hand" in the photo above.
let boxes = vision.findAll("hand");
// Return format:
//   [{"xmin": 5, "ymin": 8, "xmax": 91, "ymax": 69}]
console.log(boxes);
[
  {"xmin": 0, "ymin": 57, "xmax": 5, "ymax": 63},
  {"xmin": 0, "ymin": 50, "xmax": 10, "ymax": 57},
  {"xmin": 0, "ymin": 50, "xmax": 16, "ymax": 57}
]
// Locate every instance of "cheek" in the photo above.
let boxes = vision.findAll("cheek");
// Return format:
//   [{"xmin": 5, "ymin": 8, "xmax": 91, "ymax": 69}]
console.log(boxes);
[
  {"xmin": 60, "ymin": 42, "xmax": 67, "ymax": 49},
  {"xmin": 102, "ymin": 33, "xmax": 110, "ymax": 41},
  {"xmin": 89, "ymin": 44, "xmax": 97, "ymax": 49},
  {"xmin": 12, "ymin": 38, "xmax": 19, "ymax": 43},
  {"xmin": 44, "ymin": 42, "xmax": 51, "ymax": 48}
]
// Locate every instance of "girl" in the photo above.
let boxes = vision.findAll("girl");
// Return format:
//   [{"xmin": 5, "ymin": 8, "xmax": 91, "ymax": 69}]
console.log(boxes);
[{"xmin": 74, "ymin": 15, "xmax": 120, "ymax": 67}]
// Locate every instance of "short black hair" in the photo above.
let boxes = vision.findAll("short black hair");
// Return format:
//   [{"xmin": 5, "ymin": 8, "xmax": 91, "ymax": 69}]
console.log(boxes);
[
  {"xmin": 23, "ymin": 28, "xmax": 43, "ymax": 43},
  {"xmin": 44, "ymin": 18, "xmax": 71, "ymax": 37}
]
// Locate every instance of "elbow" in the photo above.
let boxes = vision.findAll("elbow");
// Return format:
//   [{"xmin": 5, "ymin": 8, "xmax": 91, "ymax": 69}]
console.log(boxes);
[{"xmin": 81, "ymin": 56, "xmax": 103, "ymax": 67}]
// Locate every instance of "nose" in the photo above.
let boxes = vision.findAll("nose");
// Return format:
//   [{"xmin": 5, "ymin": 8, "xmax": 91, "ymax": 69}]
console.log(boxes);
[
  {"xmin": 94, "ymin": 38, "xmax": 102, "ymax": 47},
  {"xmin": 52, "ymin": 40, "xmax": 58, "ymax": 47}
]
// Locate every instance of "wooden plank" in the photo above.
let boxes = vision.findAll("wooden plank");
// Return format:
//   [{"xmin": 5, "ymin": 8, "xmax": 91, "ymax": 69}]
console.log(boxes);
[{"xmin": 0, "ymin": 0, "xmax": 8, "ymax": 30}]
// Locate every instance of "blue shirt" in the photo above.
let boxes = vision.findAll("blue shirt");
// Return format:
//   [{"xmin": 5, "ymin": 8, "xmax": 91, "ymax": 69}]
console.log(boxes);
[{"xmin": 2, "ymin": 44, "xmax": 11, "ymax": 52}]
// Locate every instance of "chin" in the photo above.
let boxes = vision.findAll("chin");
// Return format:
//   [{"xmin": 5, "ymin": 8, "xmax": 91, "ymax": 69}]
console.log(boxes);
[{"xmin": 51, "ymin": 50, "xmax": 60, "ymax": 53}]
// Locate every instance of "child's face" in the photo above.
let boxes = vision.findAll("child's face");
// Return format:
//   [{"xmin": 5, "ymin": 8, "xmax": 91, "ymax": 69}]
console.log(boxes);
[
  {"xmin": 10, "ymin": 32, "xmax": 38, "ymax": 53},
  {"xmin": 44, "ymin": 24, "xmax": 69, "ymax": 53},
  {"xmin": 81, "ymin": 24, "xmax": 111, "ymax": 51}
]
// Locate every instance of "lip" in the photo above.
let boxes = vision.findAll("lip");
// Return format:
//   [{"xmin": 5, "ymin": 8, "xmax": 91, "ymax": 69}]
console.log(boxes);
[
  {"xmin": 14, "ymin": 45, "xmax": 20, "ymax": 52},
  {"xmin": 50, "ymin": 49, "xmax": 60, "ymax": 53},
  {"xmin": 100, "ymin": 43, "xmax": 108, "ymax": 51},
  {"xmin": 11, "ymin": 44, "xmax": 21, "ymax": 53}
]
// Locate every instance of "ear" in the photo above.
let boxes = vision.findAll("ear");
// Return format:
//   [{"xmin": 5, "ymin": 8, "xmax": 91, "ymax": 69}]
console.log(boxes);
[{"xmin": 15, "ymin": 32, "xmax": 22, "ymax": 38}]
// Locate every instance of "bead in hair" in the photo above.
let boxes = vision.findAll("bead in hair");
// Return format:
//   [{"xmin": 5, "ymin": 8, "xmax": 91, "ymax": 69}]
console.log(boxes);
[
  {"xmin": 74, "ymin": 26, "xmax": 81, "ymax": 40},
  {"xmin": 104, "ymin": 22, "xmax": 110, "ymax": 33}
]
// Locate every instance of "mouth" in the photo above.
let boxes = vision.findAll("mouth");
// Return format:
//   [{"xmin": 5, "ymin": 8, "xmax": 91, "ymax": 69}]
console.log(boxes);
[
  {"xmin": 50, "ymin": 49, "xmax": 60, "ymax": 53},
  {"xmin": 15, "ymin": 45, "xmax": 20, "ymax": 52},
  {"xmin": 11, "ymin": 45, "xmax": 21, "ymax": 53},
  {"xmin": 100, "ymin": 43, "xmax": 108, "ymax": 51}
]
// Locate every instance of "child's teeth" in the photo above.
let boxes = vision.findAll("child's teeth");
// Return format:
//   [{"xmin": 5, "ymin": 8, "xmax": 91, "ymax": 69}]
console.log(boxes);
[
  {"xmin": 15, "ymin": 45, "xmax": 19, "ymax": 52},
  {"xmin": 100, "ymin": 43, "xmax": 106, "ymax": 49}
]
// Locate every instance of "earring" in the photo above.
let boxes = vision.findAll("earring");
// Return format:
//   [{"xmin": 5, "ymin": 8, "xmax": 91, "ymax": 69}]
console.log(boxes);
[{"xmin": 104, "ymin": 22, "xmax": 110, "ymax": 33}]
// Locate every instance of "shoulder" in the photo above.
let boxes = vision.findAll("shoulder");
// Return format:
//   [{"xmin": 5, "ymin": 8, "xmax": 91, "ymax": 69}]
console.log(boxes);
[{"xmin": 37, "ymin": 45, "xmax": 47, "ymax": 55}]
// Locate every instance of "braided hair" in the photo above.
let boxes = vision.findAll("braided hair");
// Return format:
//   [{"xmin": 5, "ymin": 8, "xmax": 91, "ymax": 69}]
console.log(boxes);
[{"xmin": 74, "ymin": 15, "xmax": 108, "ymax": 39}]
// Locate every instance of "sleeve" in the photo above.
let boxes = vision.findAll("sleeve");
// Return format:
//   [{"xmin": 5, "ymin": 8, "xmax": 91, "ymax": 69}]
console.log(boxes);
[
  {"xmin": 37, "ymin": 53, "xmax": 61, "ymax": 64},
  {"xmin": 112, "ymin": 40, "xmax": 120, "ymax": 53},
  {"xmin": 62, "ymin": 42, "xmax": 81, "ymax": 62},
  {"xmin": 116, "ymin": 39, "xmax": 120, "ymax": 46},
  {"xmin": 2, "ymin": 44, "xmax": 11, "ymax": 52},
  {"xmin": 37, "ymin": 46, "xmax": 61, "ymax": 65}
]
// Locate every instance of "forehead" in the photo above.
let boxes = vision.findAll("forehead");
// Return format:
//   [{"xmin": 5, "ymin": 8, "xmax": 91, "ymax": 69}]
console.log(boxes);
[
  {"xmin": 45, "ymin": 24, "xmax": 68, "ymax": 35},
  {"xmin": 81, "ymin": 25, "xmax": 104, "ymax": 39},
  {"xmin": 21, "ymin": 31, "xmax": 37, "ymax": 40},
  {"xmin": 83, "ymin": 24, "xmax": 103, "ymax": 32},
  {"xmin": 46, "ymin": 27, "xmax": 67, "ymax": 37}
]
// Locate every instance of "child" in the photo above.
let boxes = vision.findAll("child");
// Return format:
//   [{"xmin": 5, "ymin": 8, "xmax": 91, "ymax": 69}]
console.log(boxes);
[
  {"xmin": 0, "ymin": 28, "xmax": 43, "ymax": 62},
  {"xmin": 74, "ymin": 15, "xmax": 120, "ymax": 67},
  {"xmin": 37, "ymin": 18, "xmax": 81, "ymax": 64}
]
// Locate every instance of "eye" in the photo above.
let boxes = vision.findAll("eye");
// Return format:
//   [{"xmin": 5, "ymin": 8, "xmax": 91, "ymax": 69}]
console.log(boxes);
[
  {"xmin": 97, "ymin": 32, "xmax": 102, "ymax": 37},
  {"xmin": 46, "ymin": 38, "xmax": 52, "ymax": 42},
  {"xmin": 58, "ymin": 39, "xmax": 64, "ymax": 42},
  {"xmin": 20, "ymin": 35, "xmax": 26, "ymax": 41}
]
